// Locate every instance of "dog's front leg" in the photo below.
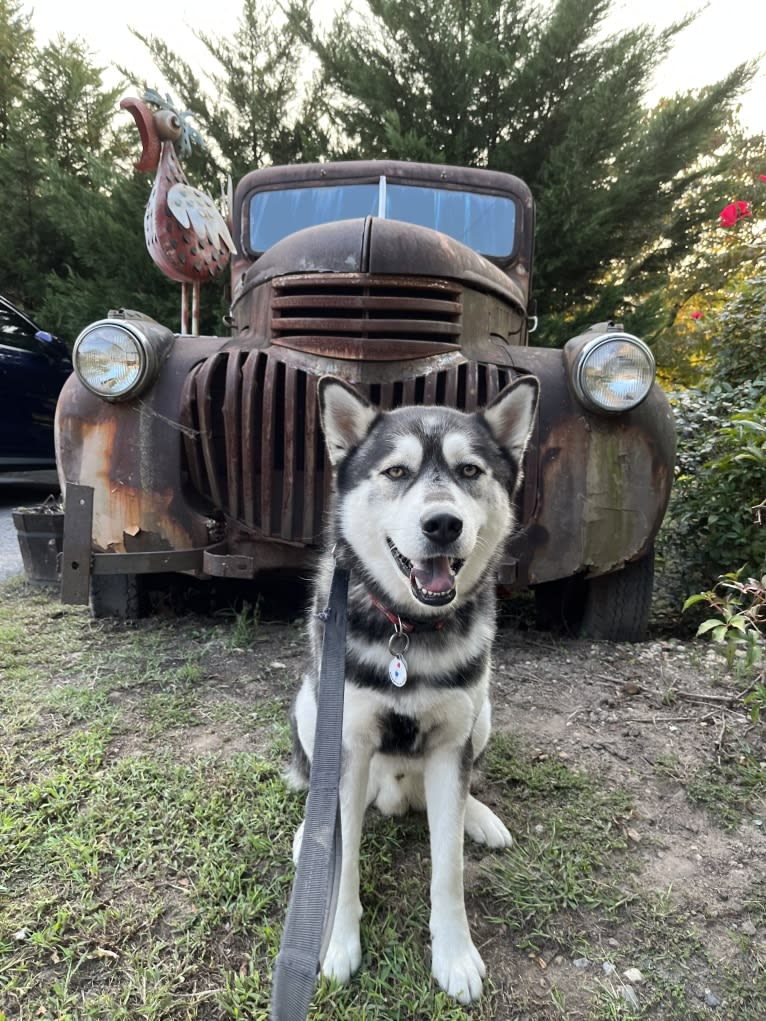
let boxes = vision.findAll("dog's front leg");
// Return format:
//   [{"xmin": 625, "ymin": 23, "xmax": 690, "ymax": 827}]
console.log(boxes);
[
  {"xmin": 321, "ymin": 747, "xmax": 371, "ymax": 985},
  {"xmin": 424, "ymin": 741, "xmax": 485, "ymax": 1004}
]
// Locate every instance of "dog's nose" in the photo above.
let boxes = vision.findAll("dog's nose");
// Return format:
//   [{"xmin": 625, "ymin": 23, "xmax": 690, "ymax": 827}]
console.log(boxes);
[{"xmin": 421, "ymin": 512, "xmax": 463, "ymax": 546}]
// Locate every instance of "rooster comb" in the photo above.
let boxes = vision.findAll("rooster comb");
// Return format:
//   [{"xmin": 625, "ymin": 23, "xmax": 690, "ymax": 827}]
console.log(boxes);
[{"xmin": 142, "ymin": 89, "xmax": 206, "ymax": 161}]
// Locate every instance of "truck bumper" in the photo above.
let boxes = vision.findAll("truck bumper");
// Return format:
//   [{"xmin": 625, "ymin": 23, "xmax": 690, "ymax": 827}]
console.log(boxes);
[{"xmin": 59, "ymin": 483, "xmax": 311, "ymax": 605}]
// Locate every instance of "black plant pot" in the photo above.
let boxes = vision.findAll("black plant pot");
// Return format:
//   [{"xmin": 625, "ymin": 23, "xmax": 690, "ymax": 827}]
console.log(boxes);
[{"xmin": 12, "ymin": 503, "xmax": 65, "ymax": 584}]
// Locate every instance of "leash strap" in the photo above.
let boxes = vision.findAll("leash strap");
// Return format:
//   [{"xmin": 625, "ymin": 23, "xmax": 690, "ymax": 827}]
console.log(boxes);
[{"xmin": 271, "ymin": 565, "xmax": 349, "ymax": 1021}]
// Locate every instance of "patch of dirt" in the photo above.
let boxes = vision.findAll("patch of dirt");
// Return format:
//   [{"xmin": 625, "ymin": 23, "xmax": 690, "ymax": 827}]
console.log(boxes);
[
  {"xmin": 483, "ymin": 628, "xmax": 765, "ymax": 1017},
  {"xmin": 491, "ymin": 630, "xmax": 764, "ymax": 839}
]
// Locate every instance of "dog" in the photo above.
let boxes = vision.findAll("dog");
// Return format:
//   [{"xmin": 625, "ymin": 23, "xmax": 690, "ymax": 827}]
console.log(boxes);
[{"xmin": 288, "ymin": 373, "xmax": 539, "ymax": 1004}]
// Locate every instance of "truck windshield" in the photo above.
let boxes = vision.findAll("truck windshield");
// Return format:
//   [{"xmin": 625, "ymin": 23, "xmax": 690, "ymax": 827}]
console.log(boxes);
[{"xmin": 248, "ymin": 178, "xmax": 516, "ymax": 258}]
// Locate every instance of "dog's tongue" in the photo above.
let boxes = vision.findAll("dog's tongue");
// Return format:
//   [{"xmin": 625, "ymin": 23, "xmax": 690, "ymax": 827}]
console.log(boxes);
[{"xmin": 410, "ymin": 556, "xmax": 455, "ymax": 593}]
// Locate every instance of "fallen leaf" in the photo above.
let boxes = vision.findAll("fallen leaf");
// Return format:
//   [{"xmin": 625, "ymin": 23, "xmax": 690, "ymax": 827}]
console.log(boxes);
[{"xmin": 93, "ymin": 947, "xmax": 119, "ymax": 960}]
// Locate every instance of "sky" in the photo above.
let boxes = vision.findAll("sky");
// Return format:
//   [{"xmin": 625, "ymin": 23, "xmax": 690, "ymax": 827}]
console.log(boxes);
[{"xmin": 23, "ymin": 0, "xmax": 766, "ymax": 136}]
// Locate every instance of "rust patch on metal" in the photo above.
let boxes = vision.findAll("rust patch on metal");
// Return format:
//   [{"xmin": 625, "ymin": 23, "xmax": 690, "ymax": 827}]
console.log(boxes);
[{"xmin": 57, "ymin": 374, "xmax": 205, "ymax": 556}]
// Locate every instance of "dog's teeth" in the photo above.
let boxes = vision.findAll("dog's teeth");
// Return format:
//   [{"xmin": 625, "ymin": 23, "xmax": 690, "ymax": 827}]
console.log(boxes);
[{"xmin": 417, "ymin": 579, "xmax": 456, "ymax": 599}]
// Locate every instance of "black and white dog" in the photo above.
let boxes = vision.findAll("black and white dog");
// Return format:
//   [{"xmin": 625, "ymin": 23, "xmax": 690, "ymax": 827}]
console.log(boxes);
[{"xmin": 289, "ymin": 374, "xmax": 539, "ymax": 1003}]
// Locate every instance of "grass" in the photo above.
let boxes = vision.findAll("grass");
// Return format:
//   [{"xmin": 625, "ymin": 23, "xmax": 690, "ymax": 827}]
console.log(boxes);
[
  {"xmin": 686, "ymin": 747, "xmax": 765, "ymax": 830},
  {"xmin": 654, "ymin": 744, "xmax": 765, "ymax": 830},
  {"xmin": 0, "ymin": 578, "xmax": 764, "ymax": 1020},
  {"xmin": 1, "ymin": 740, "xmax": 299, "ymax": 1016},
  {"xmin": 481, "ymin": 736, "xmax": 635, "ymax": 950},
  {"xmin": 220, "ymin": 597, "xmax": 264, "ymax": 649}
]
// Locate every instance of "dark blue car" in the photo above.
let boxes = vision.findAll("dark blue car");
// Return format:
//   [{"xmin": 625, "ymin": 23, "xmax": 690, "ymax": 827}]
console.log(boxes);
[{"xmin": 0, "ymin": 296, "xmax": 71, "ymax": 471}]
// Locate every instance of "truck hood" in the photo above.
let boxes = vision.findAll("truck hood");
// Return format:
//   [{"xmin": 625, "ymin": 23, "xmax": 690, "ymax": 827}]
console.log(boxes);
[{"xmin": 233, "ymin": 216, "xmax": 528, "ymax": 314}]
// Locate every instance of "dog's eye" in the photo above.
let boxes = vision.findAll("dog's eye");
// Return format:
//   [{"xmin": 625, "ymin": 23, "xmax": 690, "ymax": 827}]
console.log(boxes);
[
  {"xmin": 384, "ymin": 465, "xmax": 408, "ymax": 480},
  {"xmin": 459, "ymin": 463, "xmax": 482, "ymax": 479}
]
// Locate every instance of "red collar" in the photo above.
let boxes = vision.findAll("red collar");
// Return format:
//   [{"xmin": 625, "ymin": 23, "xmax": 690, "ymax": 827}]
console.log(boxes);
[{"xmin": 369, "ymin": 594, "xmax": 446, "ymax": 632}]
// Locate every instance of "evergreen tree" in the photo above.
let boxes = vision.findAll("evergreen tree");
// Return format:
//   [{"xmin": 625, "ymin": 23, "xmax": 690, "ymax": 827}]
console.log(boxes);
[
  {"xmin": 0, "ymin": 119, "xmax": 49, "ymax": 308},
  {"xmin": 26, "ymin": 37, "xmax": 181, "ymax": 336},
  {"xmin": 35, "ymin": 161, "xmax": 181, "ymax": 342},
  {"xmin": 28, "ymin": 36, "xmax": 123, "ymax": 184},
  {"xmin": 0, "ymin": 37, "xmax": 47, "ymax": 306},
  {"xmin": 288, "ymin": 0, "xmax": 757, "ymax": 345},
  {"xmin": 0, "ymin": 0, "xmax": 33, "ymax": 145},
  {"xmin": 0, "ymin": 17, "xmax": 178, "ymax": 338},
  {"xmin": 0, "ymin": 0, "xmax": 40, "ymax": 307},
  {"xmin": 129, "ymin": 0, "xmax": 328, "ymax": 184}
]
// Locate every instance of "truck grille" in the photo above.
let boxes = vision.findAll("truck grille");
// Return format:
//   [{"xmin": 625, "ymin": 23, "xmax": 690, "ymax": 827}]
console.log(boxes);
[
  {"xmin": 180, "ymin": 351, "xmax": 517, "ymax": 544},
  {"xmin": 270, "ymin": 274, "xmax": 462, "ymax": 358}
]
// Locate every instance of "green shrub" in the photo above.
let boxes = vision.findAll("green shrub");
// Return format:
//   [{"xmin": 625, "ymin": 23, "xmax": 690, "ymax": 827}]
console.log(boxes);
[
  {"xmin": 655, "ymin": 270, "xmax": 766, "ymax": 629},
  {"xmin": 656, "ymin": 386, "xmax": 766, "ymax": 627},
  {"xmin": 710, "ymin": 276, "xmax": 766, "ymax": 387},
  {"xmin": 672, "ymin": 379, "xmax": 766, "ymax": 474},
  {"xmin": 685, "ymin": 570, "xmax": 765, "ymax": 664}
]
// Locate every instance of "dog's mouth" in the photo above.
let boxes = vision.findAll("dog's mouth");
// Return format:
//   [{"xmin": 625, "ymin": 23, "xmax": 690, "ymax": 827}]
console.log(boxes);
[{"xmin": 387, "ymin": 539, "xmax": 464, "ymax": 606}]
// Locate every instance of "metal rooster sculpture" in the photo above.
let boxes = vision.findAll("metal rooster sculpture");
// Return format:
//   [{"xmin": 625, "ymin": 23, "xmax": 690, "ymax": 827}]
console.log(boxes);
[{"xmin": 120, "ymin": 91, "xmax": 236, "ymax": 335}]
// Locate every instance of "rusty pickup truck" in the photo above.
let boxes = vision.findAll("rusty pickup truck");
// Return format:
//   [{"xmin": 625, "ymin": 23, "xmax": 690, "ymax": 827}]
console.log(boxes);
[{"xmin": 55, "ymin": 159, "xmax": 675, "ymax": 638}]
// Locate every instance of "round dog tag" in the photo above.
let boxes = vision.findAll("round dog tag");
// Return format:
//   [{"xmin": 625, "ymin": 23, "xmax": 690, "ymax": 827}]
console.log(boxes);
[{"xmin": 388, "ymin": 654, "xmax": 408, "ymax": 687}]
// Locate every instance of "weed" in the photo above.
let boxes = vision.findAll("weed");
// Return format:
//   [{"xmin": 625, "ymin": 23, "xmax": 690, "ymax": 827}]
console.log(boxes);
[
  {"xmin": 744, "ymin": 682, "xmax": 766, "ymax": 724},
  {"xmin": 224, "ymin": 598, "xmax": 264, "ymax": 648},
  {"xmin": 743, "ymin": 879, "xmax": 766, "ymax": 925},
  {"xmin": 686, "ymin": 747, "xmax": 765, "ymax": 829},
  {"xmin": 653, "ymin": 753, "xmax": 687, "ymax": 782},
  {"xmin": 586, "ymin": 981, "xmax": 642, "ymax": 1020},
  {"xmin": 654, "ymin": 744, "xmax": 765, "ymax": 829},
  {"xmin": 550, "ymin": 986, "xmax": 568, "ymax": 1016},
  {"xmin": 685, "ymin": 570, "xmax": 766, "ymax": 701}
]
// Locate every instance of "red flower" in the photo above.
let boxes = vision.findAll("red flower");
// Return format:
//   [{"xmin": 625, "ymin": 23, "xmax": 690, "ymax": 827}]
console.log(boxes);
[
  {"xmin": 690, "ymin": 311, "xmax": 703, "ymax": 320},
  {"xmin": 719, "ymin": 200, "xmax": 752, "ymax": 227},
  {"xmin": 720, "ymin": 203, "xmax": 738, "ymax": 226},
  {"xmin": 759, "ymin": 174, "xmax": 766, "ymax": 182}
]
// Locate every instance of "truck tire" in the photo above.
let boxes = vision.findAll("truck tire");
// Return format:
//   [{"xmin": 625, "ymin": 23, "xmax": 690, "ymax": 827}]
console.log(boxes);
[
  {"xmin": 89, "ymin": 574, "xmax": 147, "ymax": 619},
  {"xmin": 534, "ymin": 550, "xmax": 655, "ymax": 642}
]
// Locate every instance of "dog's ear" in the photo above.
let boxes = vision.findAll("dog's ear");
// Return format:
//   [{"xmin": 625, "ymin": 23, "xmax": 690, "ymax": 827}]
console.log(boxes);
[
  {"xmin": 318, "ymin": 376, "xmax": 377, "ymax": 465},
  {"xmin": 482, "ymin": 375, "xmax": 540, "ymax": 464}
]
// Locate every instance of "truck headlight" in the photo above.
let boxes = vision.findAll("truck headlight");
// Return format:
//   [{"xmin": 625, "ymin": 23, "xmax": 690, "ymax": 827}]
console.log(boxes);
[
  {"xmin": 570, "ymin": 330, "xmax": 655, "ymax": 413},
  {"xmin": 73, "ymin": 317, "xmax": 174, "ymax": 401}
]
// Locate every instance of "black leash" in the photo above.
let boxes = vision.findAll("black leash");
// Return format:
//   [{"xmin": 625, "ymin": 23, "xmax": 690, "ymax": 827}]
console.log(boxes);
[{"xmin": 271, "ymin": 564, "xmax": 349, "ymax": 1021}]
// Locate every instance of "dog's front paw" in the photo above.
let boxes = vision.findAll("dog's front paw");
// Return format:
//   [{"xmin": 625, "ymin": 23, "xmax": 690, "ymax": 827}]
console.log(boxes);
[
  {"xmin": 321, "ymin": 923, "xmax": 362, "ymax": 985},
  {"xmin": 464, "ymin": 795, "xmax": 512, "ymax": 848},
  {"xmin": 431, "ymin": 933, "xmax": 486, "ymax": 1004}
]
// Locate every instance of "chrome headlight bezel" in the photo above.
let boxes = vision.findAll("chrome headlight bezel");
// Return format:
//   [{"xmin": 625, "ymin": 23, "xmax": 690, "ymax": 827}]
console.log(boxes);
[
  {"xmin": 72, "ymin": 317, "xmax": 175, "ymax": 402},
  {"xmin": 570, "ymin": 330, "xmax": 656, "ymax": 414}
]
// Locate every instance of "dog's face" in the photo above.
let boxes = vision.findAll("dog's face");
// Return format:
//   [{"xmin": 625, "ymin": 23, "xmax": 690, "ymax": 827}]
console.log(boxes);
[{"xmin": 319, "ymin": 376, "xmax": 539, "ymax": 611}]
